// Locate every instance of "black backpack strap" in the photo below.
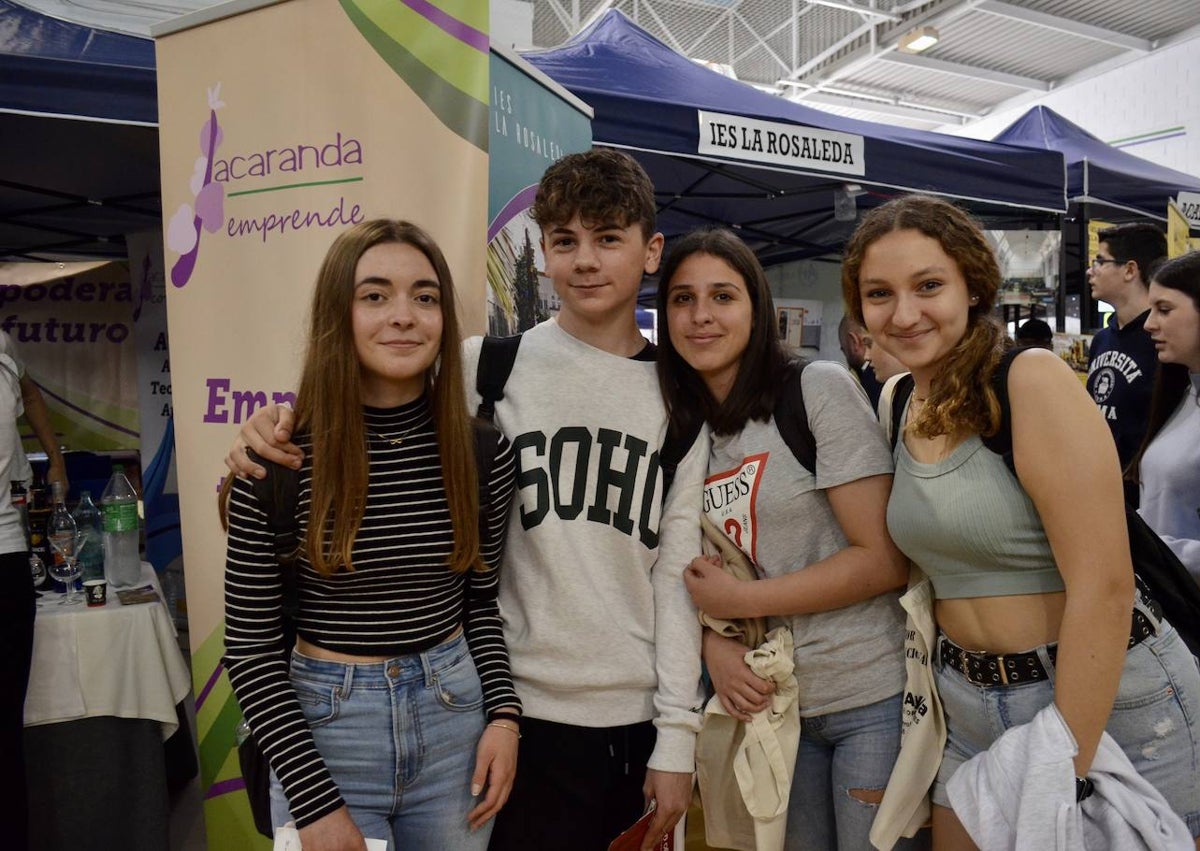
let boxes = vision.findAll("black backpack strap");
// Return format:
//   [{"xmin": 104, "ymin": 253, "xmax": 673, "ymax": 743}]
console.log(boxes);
[
  {"xmin": 659, "ymin": 418, "xmax": 704, "ymax": 500},
  {"xmin": 245, "ymin": 449, "xmax": 301, "ymax": 651},
  {"xmin": 475, "ymin": 334, "xmax": 523, "ymax": 422},
  {"xmin": 980, "ymin": 347, "xmax": 1025, "ymax": 474},
  {"xmin": 773, "ymin": 360, "xmax": 816, "ymax": 476},
  {"xmin": 888, "ymin": 374, "xmax": 916, "ymax": 452},
  {"xmin": 471, "ymin": 418, "xmax": 502, "ymax": 540}
]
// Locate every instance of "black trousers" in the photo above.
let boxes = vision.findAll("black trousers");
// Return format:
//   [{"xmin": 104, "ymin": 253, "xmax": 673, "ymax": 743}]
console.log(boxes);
[
  {"xmin": 489, "ymin": 717, "xmax": 656, "ymax": 851},
  {"xmin": 0, "ymin": 550, "xmax": 35, "ymax": 851}
]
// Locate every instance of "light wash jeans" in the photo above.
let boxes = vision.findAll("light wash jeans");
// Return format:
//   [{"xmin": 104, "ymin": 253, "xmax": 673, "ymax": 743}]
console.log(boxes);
[
  {"xmin": 933, "ymin": 622, "xmax": 1200, "ymax": 837},
  {"xmin": 785, "ymin": 692, "xmax": 928, "ymax": 851},
  {"xmin": 269, "ymin": 633, "xmax": 489, "ymax": 850}
]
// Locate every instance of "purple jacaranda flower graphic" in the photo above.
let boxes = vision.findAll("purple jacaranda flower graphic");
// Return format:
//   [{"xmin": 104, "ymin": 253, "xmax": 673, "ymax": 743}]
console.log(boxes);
[{"xmin": 169, "ymin": 85, "xmax": 226, "ymax": 288}]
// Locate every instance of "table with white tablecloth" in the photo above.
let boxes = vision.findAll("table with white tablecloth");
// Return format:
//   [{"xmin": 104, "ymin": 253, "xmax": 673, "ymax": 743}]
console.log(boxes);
[{"xmin": 24, "ymin": 562, "xmax": 196, "ymax": 851}]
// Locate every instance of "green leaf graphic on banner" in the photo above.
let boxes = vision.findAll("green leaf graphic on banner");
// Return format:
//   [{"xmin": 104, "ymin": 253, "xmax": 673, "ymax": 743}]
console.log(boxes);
[{"xmin": 339, "ymin": 0, "xmax": 488, "ymax": 151}]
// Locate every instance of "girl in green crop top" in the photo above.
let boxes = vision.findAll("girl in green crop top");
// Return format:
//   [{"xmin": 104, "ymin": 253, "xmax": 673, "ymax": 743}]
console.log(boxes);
[{"xmin": 843, "ymin": 195, "xmax": 1200, "ymax": 849}]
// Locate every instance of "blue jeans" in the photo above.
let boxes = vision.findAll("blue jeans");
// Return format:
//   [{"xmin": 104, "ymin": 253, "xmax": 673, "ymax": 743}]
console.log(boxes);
[
  {"xmin": 269, "ymin": 633, "xmax": 490, "ymax": 850},
  {"xmin": 933, "ymin": 623, "xmax": 1200, "ymax": 837},
  {"xmin": 786, "ymin": 693, "xmax": 928, "ymax": 851}
]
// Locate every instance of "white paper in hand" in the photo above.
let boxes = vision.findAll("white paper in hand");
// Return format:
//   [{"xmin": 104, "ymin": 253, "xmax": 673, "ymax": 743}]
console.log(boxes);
[
  {"xmin": 272, "ymin": 824, "xmax": 302, "ymax": 851},
  {"xmin": 273, "ymin": 822, "xmax": 388, "ymax": 850}
]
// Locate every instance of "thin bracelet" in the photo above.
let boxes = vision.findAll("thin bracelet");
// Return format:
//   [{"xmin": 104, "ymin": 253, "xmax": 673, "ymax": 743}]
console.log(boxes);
[{"xmin": 487, "ymin": 722, "xmax": 521, "ymax": 738}]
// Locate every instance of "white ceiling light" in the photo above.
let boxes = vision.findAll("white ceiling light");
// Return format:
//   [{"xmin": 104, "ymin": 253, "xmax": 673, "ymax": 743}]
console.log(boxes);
[{"xmin": 898, "ymin": 26, "xmax": 940, "ymax": 54}]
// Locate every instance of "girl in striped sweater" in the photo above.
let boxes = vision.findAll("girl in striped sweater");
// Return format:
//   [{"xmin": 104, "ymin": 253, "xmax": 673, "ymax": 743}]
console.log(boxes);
[{"xmin": 220, "ymin": 220, "xmax": 518, "ymax": 851}]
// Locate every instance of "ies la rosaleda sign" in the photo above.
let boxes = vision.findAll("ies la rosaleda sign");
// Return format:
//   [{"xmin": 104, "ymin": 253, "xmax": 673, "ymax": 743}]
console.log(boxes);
[{"xmin": 698, "ymin": 110, "xmax": 865, "ymax": 177}]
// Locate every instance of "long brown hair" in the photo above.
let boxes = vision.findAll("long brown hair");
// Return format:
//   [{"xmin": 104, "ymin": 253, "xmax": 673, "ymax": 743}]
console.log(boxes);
[
  {"xmin": 842, "ymin": 194, "xmax": 1004, "ymax": 439},
  {"xmin": 220, "ymin": 220, "xmax": 481, "ymax": 576},
  {"xmin": 1126, "ymin": 251, "xmax": 1200, "ymax": 484}
]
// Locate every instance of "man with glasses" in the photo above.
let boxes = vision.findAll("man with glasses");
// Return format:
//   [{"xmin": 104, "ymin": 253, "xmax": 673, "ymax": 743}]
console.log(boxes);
[{"xmin": 1085, "ymin": 222, "xmax": 1166, "ymax": 505}]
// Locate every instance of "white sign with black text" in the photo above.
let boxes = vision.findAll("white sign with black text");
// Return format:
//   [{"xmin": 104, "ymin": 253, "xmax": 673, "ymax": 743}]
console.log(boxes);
[
  {"xmin": 697, "ymin": 110, "xmax": 865, "ymax": 177},
  {"xmin": 1175, "ymin": 191, "xmax": 1200, "ymax": 229}
]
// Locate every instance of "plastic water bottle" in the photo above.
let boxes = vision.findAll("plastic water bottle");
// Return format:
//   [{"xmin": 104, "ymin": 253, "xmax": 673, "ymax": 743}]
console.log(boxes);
[
  {"xmin": 101, "ymin": 465, "xmax": 141, "ymax": 587},
  {"xmin": 71, "ymin": 490, "xmax": 105, "ymax": 583},
  {"xmin": 48, "ymin": 482, "xmax": 77, "ymax": 592}
]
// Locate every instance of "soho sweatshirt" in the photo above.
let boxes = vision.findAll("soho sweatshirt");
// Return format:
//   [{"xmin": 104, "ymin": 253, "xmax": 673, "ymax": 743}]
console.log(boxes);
[{"xmin": 463, "ymin": 319, "xmax": 707, "ymax": 773}]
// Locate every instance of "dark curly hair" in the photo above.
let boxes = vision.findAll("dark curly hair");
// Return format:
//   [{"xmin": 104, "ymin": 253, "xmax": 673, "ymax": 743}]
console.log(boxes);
[
  {"xmin": 841, "ymin": 194, "xmax": 1005, "ymax": 439},
  {"xmin": 532, "ymin": 148, "xmax": 657, "ymax": 239}
]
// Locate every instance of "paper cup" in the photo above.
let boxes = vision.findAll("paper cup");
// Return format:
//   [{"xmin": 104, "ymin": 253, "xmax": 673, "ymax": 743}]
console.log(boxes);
[{"xmin": 84, "ymin": 579, "xmax": 107, "ymax": 607}]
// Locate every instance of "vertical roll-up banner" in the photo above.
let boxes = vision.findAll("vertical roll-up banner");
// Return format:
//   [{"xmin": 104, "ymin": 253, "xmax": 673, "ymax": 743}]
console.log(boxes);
[
  {"xmin": 155, "ymin": 0, "xmax": 489, "ymax": 843},
  {"xmin": 486, "ymin": 47, "xmax": 591, "ymax": 334}
]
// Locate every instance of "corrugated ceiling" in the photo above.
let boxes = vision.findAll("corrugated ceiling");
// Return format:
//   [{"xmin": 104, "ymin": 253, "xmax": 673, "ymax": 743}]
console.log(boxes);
[{"xmin": 525, "ymin": 0, "xmax": 1200, "ymax": 130}]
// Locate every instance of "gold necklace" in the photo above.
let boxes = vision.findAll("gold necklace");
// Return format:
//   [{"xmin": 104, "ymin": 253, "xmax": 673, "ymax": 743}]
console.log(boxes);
[{"xmin": 366, "ymin": 421, "xmax": 422, "ymax": 446}]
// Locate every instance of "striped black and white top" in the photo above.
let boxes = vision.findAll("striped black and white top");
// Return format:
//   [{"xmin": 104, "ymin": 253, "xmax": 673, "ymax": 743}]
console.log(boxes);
[{"xmin": 223, "ymin": 396, "xmax": 517, "ymax": 828}]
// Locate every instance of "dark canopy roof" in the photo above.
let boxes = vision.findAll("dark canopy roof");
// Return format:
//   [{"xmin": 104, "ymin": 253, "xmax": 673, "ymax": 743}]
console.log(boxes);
[
  {"xmin": 0, "ymin": 0, "xmax": 157, "ymax": 124},
  {"xmin": 0, "ymin": 0, "xmax": 159, "ymax": 259},
  {"xmin": 524, "ymin": 10, "xmax": 1066, "ymax": 263},
  {"xmin": 994, "ymin": 106, "xmax": 1200, "ymax": 222}
]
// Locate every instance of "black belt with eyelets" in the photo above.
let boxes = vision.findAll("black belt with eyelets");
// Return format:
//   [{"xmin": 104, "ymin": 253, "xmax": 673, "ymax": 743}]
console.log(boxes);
[{"xmin": 939, "ymin": 597, "xmax": 1161, "ymax": 688}]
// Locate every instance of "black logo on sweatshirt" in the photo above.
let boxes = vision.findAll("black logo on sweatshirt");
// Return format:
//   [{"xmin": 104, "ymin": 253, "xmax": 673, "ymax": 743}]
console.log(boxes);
[{"xmin": 511, "ymin": 427, "xmax": 662, "ymax": 548}]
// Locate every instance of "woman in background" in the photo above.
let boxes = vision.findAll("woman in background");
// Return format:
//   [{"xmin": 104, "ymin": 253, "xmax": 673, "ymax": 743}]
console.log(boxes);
[
  {"xmin": 221, "ymin": 219, "xmax": 518, "ymax": 851},
  {"xmin": 1127, "ymin": 250, "xmax": 1200, "ymax": 583},
  {"xmin": 657, "ymin": 228, "xmax": 917, "ymax": 851},
  {"xmin": 843, "ymin": 194, "xmax": 1200, "ymax": 848}
]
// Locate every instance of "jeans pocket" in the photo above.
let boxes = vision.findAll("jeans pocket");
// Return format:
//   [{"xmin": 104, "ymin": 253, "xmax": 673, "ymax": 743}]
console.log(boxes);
[
  {"xmin": 432, "ymin": 653, "xmax": 483, "ymax": 712},
  {"xmin": 1111, "ymin": 641, "xmax": 1179, "ymax": 712},
  {"xmin": 292, "ymin": 680, "xmax": 341, "ymax": 728}
]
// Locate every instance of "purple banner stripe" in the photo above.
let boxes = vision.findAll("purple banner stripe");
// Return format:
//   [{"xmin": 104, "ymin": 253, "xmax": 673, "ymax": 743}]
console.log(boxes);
[
  {"xmin": 195, "ymin": 661, "xmax": 224, "ymax": 711},
  {"xmin": 33, "ymin": 379, "xmax": 139, "ymax": 438},
  {"xmin": 206, "ymin": 777, "xmax": 246, "ymax": 799},
  {"xmin": 402, "ymin": 0, "xmax": 487, "ymax": 53},
  {"xmin": 487, "ymin": 184, "xmax": 540, "ymax": 241}
]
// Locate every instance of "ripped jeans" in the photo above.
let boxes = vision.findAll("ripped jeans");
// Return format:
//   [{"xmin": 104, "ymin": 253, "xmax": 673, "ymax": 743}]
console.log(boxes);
[
  {"xmin": 933, "ymin": 622, "xmax": 1200, "ymax": 838},
  {"xmin": 786, "ymin": 693, "xmax": 927, "ymax": 851}
]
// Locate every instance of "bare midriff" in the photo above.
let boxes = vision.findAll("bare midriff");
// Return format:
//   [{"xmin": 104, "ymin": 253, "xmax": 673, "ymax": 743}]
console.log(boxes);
[
  {"xmin": 295, "ymin": 625, "xmax": 464, "ymax": 663},
  {"xmin": 935, "ymin": 592, "xmax": 1066, "ymax": 654}
]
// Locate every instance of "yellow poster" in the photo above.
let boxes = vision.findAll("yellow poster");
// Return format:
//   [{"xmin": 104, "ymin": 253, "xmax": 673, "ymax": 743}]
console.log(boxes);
[
  {"xmin": 1167, "ymin": 200, "xmax": 1190, "ymax": 258},
  {"xmin": 155, "ymin": 0, "xmax": 488, "ymax": 843},
  {"xmin": 1087, "ymin": 219, "xmax": 1113, "ymax": 263}
]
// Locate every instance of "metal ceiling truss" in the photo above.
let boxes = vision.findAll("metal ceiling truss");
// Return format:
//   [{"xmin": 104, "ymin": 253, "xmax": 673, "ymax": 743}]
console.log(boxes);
[{"xmin": 530, "ymin": 0, "xmax": 1200, "ymax": 130}]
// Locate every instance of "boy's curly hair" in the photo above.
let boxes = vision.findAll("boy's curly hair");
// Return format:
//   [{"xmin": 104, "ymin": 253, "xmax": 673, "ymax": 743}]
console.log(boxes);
[{"xmin": 532, "ymin": 148, "xmax": 657, "ymax": 239}]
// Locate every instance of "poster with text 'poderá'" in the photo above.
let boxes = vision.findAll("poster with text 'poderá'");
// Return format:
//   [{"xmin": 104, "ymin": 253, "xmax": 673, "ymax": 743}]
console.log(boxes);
[{"xmin": 155, "ymin": 0, "xmax": 488, "ymax": 843}]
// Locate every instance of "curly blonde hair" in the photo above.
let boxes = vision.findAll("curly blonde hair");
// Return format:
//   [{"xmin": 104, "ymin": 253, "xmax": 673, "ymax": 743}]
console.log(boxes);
[{"xmin": 841, "ymin": 195, "xmax": 1005, "ymax": 439}]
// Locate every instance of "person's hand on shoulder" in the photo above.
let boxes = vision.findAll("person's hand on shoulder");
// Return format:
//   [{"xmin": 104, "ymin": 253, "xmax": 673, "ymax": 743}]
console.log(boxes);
[
  {"xmin": 297, "ymin": 806, "xmax": 368, "ymax": 851},
  {"xmin": 225, "ymin": 403, "xmax": 302, "ymax": 478}
]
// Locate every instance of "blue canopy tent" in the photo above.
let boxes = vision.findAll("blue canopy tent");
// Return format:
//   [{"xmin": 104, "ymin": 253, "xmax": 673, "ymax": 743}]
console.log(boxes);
[
  {"xmin": 994, "ymin": 106, "xmax": 1200, "ymax": 223},
  {"xmin": 0, "ymin": 0, "xmax": 160, "ymax": 259},
  {"xmin": 524, "ymin": 10, "xmax": 1067, "ymax": 265},
  {"xmin": 993, "ymin": 106, "xmax": 1200, "ymax": 330}
]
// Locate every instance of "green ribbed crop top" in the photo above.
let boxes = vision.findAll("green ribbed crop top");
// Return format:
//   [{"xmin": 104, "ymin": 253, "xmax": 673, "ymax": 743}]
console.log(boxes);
[{"xmin": 887, "ymin": 433, "xmax": 1065, "ymax": 599}]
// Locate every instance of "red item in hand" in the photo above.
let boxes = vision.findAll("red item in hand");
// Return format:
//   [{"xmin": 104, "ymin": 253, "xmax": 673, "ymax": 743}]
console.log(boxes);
[{"xmin": 608, "ymin": 807, "xmax": 674, "ymax": 851}]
